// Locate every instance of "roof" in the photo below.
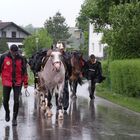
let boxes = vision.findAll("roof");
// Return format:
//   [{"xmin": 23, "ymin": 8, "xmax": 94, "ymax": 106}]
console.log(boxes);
[{"xmin": 0, "ymin": 22, "xmax": 30, "ymax": 35}]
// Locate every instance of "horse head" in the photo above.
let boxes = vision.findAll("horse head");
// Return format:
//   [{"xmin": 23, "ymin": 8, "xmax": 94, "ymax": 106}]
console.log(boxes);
[{"xmin": 49, "ymin": 51, "xmax": 62, "ymax": 71}]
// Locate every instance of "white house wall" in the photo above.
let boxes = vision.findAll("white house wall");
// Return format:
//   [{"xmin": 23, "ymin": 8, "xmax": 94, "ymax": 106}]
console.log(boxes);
[
  {"xmin": 88, "ymin": 23, "xmax": 104, "ymax": 58},
  {"xmin": 2, "ymin": 25, "xmax": 27, "ymax": 38}
]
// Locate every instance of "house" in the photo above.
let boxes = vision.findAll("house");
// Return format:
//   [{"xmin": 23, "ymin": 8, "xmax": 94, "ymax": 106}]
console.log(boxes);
[
  {"xmin": 67, "ymin": 27, "xmax": 84, "ymax": 49},
  {"xmin": 0, "ymin": 21, "xmax": 30, "ymax": 49},
  {"xmin": 88, "ymin": 22, "xmax": 105, "ymax": 58}
]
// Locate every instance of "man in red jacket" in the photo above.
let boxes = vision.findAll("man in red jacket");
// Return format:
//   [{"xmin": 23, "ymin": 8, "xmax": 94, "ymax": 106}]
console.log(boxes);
[{"xmin": 0, "ymin": 44, "xmax": 28, "ymax": 126}]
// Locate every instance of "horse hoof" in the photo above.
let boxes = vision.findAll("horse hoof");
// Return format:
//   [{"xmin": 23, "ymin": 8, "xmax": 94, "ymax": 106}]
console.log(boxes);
[
  {"xmin": 58, "ymin": 109, "xmax": 63, "ymax": 120},
  {"xmin": 70, "ymin": 93, "xmax": 77, "ymax": 98},
  {"xmin": 34, "ymin": 89, "xmax": 38, "ymax": 94},
  {"xmin": 58, "ymin": 115, "xmax": 64, "ymax": 120},
  {"xmin": 47, "ymin": 113, "xmax": 53, "ymax": 118},
  {"xmin": 58, "ymin": 119, "xmax": 63, "ymax": 127},
  {"xmin": 47, "ymin": 110, "xmax": 53, "ymax": 118},
  {"xmin": 72, "ymin": 95, "xmax": 77, "ymax": 99},
  {"xmin": 70, "ymin": 94, "xmax": 74, "ymax": 98}
]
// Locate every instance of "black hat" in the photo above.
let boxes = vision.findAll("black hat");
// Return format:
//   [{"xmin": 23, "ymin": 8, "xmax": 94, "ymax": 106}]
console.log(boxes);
[{"xmin": 10, "ymin": 44, "xmax": 18, "ymax": 52}]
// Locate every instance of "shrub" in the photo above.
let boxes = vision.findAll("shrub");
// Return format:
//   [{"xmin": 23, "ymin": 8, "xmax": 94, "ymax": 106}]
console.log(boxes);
[
  {"xmin": 100, "ymin": 60, "xmax": 110, "ymax": 89},
  {"xmin": 110, "ymin": 59, "xmax": 140, "ymax": 97}
]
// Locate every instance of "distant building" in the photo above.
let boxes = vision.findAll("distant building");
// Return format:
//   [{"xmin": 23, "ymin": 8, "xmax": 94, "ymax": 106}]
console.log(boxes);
[
  {"xmin": 88, "ymin": 23, "xmax": 105, "ymax": 58},
  {"xmin": 0, "ymin": 21, "xmax": 30, "ymax": 48},
  {"xmin": 67, "ymin": 27, "xmax": 84, "ymax": 49}
]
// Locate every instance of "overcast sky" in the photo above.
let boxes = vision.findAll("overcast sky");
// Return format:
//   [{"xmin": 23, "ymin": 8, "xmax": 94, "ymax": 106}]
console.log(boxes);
[{"xmin": 0, "ymin": 0, "xmax": 84, "ymax": 27}]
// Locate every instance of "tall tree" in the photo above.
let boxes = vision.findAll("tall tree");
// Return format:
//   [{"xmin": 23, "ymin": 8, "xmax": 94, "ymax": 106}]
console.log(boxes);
[
  {"xmin": 79, "ymin": 0, "xmax": 140, "ymax": 59},
  {"xmin": 104, "ymin": 2, "xmax": 140, "ymax": 59},
  {"xmin": 44, "ymin": 12, "xmax": 71, "ymax": 43},
  {"xmin": 21, "ymin": 24, "xmax": 36, "ymax": 34},
  {"xmin": 76, "ymin": 12, "xmax": 89, "ymax": 55},
  {"xmin": 23, "ymin": 28, "xmax": 53, "ymax": 57},
  {"xmin": 80, "ymin": 0, "xmax": 137, "ymax": 29}
]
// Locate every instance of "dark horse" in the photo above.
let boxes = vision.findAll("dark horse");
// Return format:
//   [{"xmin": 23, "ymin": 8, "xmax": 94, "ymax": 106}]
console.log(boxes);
[
  {"xmin": 28, "ymin": 48, "xmax": 48, "ymax": 89},
  {"xmin": 69, "ymin": 51, "xmax": 85, "ymax": 98}
]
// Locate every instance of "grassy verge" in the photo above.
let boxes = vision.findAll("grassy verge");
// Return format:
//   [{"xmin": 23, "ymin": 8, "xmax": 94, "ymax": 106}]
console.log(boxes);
[
  {"xmin": 28, "ymin": 69, "xmax": 34, "ymax": 85},
  {"xmin": 96, "ymin": 86, "xmax": 140, "ymax": 113}
]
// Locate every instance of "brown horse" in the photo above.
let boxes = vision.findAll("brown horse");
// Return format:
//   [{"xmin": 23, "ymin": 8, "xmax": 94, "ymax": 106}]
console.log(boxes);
[{"xmin": 69, "ymin": 51, "xmax": 85, "ymax": 98}]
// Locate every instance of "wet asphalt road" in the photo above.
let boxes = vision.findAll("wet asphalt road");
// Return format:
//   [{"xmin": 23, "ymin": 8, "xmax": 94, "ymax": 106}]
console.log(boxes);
[{"xmin": 0, "ymin": 82, "xmax": 140, "ymax": 140}]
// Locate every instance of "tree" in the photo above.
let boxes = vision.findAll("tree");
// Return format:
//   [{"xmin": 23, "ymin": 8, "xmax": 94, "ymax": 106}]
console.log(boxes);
[
  {"xmin": 0, "ymin": 38, "xmax": 9, "ymax": 54},
  {"xmin": 76, "ymin": 7, "xmax": 89, "ymax": 56},
  {"xmin": 80, "ymin": 0, "xmax": 137, "ymax": 29},
  {"xmin": 76, "ymin": 11, "xmax": 89, "ymax": 32},
  {"xmin": 23, "ymin": 28, "xmax": 53, "ymax": 57},
  {"xmin": 21, "ymin": 24, "xmax": 39, "ymax": 34},
  {"xmin": 44, "ymin": 12, "xmax": 71, "ymax": 43},
  {"xmin": 104, "ymin": 2, "xmax": 140, "ymax": 59},
  {"xmin": 79, "ymin": 0, "xmax": 140, "ymax": 59}
]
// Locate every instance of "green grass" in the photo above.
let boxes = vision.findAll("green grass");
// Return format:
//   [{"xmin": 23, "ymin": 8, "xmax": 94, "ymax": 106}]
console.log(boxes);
[
  {"xmin": 96, "ymin": 86, "xmax": 140, "ymax": 113},
  {"xmin": 28, "ymin": 69, "xmax": 34, "ymax": 85}
]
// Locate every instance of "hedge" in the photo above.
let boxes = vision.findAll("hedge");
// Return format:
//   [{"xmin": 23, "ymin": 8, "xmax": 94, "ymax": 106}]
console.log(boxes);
[
  {"xmin": 101, "ymin": 60, "xmax": 110, "ymax": 89},
  {"xmin": 109, "ymin": 59, "xmax": 140, "ymax": 97}
]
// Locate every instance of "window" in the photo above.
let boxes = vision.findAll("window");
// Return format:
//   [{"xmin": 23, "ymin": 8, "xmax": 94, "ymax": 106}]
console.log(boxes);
[
  {"xmin": 2, "ymin": 31, "xmax": 6, "ymax": 37},
  {"xmin": 12, "ymin": 31, "xmax": 16, "ymax": 38}
]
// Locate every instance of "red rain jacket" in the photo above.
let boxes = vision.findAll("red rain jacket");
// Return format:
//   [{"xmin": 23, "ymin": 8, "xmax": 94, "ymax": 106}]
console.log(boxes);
[{"xmin": 0, "ymin": 52, "xmax": 28, "ymax": 87}]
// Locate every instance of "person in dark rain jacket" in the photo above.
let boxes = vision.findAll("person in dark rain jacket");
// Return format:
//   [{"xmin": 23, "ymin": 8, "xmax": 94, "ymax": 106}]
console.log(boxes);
[
  {"xmin": 84, "ymin": 54, "xmax": 105, "ymax": 99},
  {"xmin": 0, "ymin": 44, "xmax": 28, "ymax": 126}
]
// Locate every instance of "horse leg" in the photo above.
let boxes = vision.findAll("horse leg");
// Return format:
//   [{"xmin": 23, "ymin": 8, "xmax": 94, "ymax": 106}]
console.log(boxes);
[
  {"xmin": 40, "ymin": 92, "xmax": 46, "ymax": 112},
  {"xmin": 55, "ymin": 93, "xmax": 58, "ymax": 108},
  {"xmin": 69, "ymin": 80, "xmax": 73, "ymax": 92},
  {"xmin": 70, "ymin": 80, "xmax": 77, "ymax": 98},
  {"xmin": 55, "ymin": 92, "xmax": 64, "ymax": 120},
  {"xmin": 55, "ymin": 89, "xmax": 63, "ymax": 118},
  {"xmin": 57, "ymin": 96, "xmax": 63, "ymax": 119},
  {"xmin": 34, "ymin": 91, "xmax": 40, "ymax": 111},
  {"xmin": 73, "ymin": 80, "xmax": 78, "ymax": 98},
  {"xmin": 57, "ymin": 84, "xmax": 64, "ymax": 120},
  {"xmin": 46, "ymin": 90, "xmax": 53, "ymax": 117},
  {"xmin": 34, "ymin": 72, "xmax": 36, "ymax": 89},
  {"xmin": 34, "ymin": 72, "xmax": 38, "ymax": 89},
  {"xmin": 62, "ymin": 79, "xmax": 69, "ymax": 111}
]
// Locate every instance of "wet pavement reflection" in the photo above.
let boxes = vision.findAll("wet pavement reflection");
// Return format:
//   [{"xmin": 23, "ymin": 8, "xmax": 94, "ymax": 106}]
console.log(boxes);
[{"xmin": 0, "ymin": 82, "xmax": 140, "ymax": 140}]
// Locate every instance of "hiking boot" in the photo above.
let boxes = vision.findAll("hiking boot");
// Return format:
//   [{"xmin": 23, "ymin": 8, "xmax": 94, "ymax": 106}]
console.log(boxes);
[
  {"xmin": 12, "ymin": 112, "xmax": 18, "ymax": 126},
  {"xmin": 5, "ymin": 112, "xmax": 10, "ymax": 122},
  {"xmin": 12, "ymin": 119, "xmax": 17, "ymax": 126},
  {"xmin": 89, "ymin": 95, "xmax": 95, "ymax": 100}
]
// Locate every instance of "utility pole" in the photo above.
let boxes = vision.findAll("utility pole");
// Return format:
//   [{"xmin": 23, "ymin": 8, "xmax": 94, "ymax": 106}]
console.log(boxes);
[{"xmin": 36, "ymin": 37, "xmax": 39, "ymax": 52}]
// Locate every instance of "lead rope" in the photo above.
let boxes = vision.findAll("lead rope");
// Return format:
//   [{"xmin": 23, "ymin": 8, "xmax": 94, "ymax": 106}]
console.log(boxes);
[{"xmin": 25, "ymin": 88, "xmax": 30, "ymax": 97}]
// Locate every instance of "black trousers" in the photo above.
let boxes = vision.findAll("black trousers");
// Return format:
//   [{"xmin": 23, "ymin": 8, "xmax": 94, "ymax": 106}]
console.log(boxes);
[
  {"xmin": 63, "ymin": 79, "xmax": 69, "ymax": 110},
  {"xmin": 3, "ymin": 86, "xmax": 21, "ymax": 119},
  {"xmin": 89, "ymin": 79, "xmax": 96, "ymax": 97}
]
